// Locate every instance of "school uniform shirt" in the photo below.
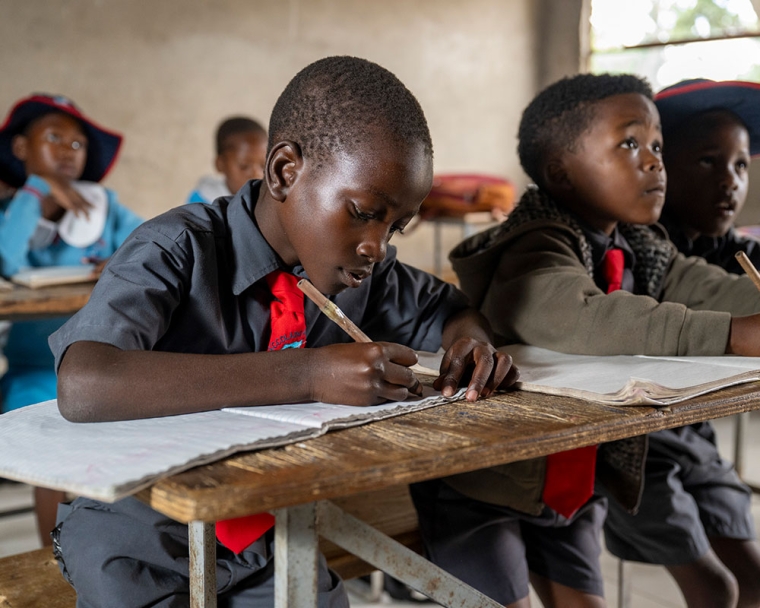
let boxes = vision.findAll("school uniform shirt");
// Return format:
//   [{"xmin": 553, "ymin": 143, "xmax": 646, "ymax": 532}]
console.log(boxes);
[
  {"xmin": 185, "ymin": 175, "xmax": 231, "ymax": 205},
  {"xmin": 51, "ymin": 179, "xmax": 468, "ymax": 380},
  {"xmin": 0, "ymin": 174, "xmax": 143, "ymax": 412},
  {"xmin": 659, "ymin": 213, "xmax": 760, "ymax": 276},
  {"xmin": 441, "ymin": 185, "xmax": 760, "ymax": 516}
]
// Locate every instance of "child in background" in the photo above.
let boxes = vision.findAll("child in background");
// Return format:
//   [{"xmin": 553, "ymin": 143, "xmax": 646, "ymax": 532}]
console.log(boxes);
[
  {"xmin": 186, "ymin": 116, "xmax": 268, "ymax": 204},
  {"xmin": 418, "ymin": 73, "xmax": 760, "ymax": 608},
  {"xmin": 656, "ymin": 79, "xmax": 760, "ymax": 274},
  {"xmin": 0, "ymin": 93, "xmax": 143, "ymax": 546},
  {"xmin": 49, "ymin": 56, "xmax": 519, "ymax": 607}
]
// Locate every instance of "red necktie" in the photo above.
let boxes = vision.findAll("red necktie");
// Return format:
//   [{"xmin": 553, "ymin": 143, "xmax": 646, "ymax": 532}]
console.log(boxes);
[
  {"xmin": 542, "ymin": 249, "xmax": 625, "ymax": 518},
  {"xmin": 215, "ymin": 270, "xmax": 306, "ymax": 553}
]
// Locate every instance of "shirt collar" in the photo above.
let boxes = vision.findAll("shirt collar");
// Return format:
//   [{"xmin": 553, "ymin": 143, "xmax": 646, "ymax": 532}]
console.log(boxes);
[{"xmin": 227, "ymin": 180, "xmax": 283, "ymax": 295}]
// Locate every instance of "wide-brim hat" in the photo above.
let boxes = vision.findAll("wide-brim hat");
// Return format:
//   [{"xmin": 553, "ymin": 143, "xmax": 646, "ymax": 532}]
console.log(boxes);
[
  {"xmin": 655, "ymin": 79, "xmax": 760, "ymax": 157},
  {"xmin": 0, "ymin": 93, "xmax": 123, "ymax": 187}
]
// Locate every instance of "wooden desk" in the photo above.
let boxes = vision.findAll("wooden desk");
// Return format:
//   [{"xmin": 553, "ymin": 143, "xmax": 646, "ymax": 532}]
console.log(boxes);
[
  {"xmin": 0, "ymin": 283, "xmax": 93, "ymax": 321},
  {"xmin": 138, "ymin": 381, "xmax": 760, "ymax": 608}
]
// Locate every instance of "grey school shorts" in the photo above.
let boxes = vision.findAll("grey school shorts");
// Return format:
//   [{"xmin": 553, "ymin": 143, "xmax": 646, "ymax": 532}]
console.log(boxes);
[
  {"xmin": 53, "ymin": 496, "xmax": 348, "ymax": 608},
  {"xmin": 409, "ymin": 478, "xmax": 607, "ymax": 605},
  {"xmin": 601, "ymin": 423, "xmax": 755, "ymax": 566}
]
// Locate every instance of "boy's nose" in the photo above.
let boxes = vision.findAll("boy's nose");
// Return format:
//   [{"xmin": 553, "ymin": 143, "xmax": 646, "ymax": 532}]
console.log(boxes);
[
  {"xmin": 356, "ymin": 227, "xmax": 388, "ymax": 263},
  {"xmin": 643, "ymin": 150, "xmax": 663, "ymax": 172}
]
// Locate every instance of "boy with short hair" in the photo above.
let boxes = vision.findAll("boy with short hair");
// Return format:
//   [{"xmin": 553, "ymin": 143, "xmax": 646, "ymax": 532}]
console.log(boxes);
[
  {"xmin": 656, "ymin": 79, "xmax": 760, "ymax": 274},
  {"xmin": 50, "ymin": 56, "xmax": 519, "ymax": 607},
  {"xmin": 186, "ymin": 115, "xmax": 268, "ymax": 204},
  {"xmin": 417, "ymin": 73, "xmax": 760, "ymax": 608},
  {"xmin": 0, "ymin": 93, "xmax": 142, "ymax": 545}
]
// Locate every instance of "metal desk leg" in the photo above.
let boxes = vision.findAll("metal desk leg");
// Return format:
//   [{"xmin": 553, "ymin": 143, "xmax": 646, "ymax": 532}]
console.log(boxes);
[
  {"xmin": 316, "ymin": 500, "xmax": 501, "ymax": 608},
  {"xmin": 189, "ymin": 521, "xmax": 217, "ymax": 608},
  {"xmin": 617, "ymin": 559, "xmax": 632, "ymax": 608},
  {"xmin": 734, "ymin": 412, "xmax": 750, "ymax": 478},
  {"xmin": 433, "ymin": 221, "xmax": 443, "ymax": 278},
  {"xmin": 275, "ymin": 503, "xmax": 319, "ymax": 608}
]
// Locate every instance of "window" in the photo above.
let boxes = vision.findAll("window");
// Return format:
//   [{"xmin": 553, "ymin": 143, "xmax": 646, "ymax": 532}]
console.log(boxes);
[{"xmin": 589, "ymin": 0, "xmax": 760, "ymax": 89}]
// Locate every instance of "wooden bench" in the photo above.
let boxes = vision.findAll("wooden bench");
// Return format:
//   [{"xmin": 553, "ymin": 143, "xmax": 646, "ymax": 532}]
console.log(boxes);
[{"xmin": 0, "ymin": 485, "xmax": 421, "ymax": 607}]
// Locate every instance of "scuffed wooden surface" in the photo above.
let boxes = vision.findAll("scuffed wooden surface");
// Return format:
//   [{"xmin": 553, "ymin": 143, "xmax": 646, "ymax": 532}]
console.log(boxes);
[
  {"xmin": 0, "ymin": 284, "xmax": 92, "ymax": 320},
  {"xmin": 142, "ymin": 383, "xmax": 760, "ymax": 523}
]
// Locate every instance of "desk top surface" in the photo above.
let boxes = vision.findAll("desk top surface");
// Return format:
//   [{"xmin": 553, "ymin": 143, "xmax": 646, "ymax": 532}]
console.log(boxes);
[
  {"xmin": 141, "ymin": 381, "xmax": 760, "ymax": 523},
  {"xmin": 0, "ymin": 283, "xmax": 93, "ymax": 320}
]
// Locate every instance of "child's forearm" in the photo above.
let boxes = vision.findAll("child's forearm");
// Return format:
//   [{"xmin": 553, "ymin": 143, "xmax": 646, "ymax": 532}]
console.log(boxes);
[
  {"xmin": 57, "ymin": 341, "xmax": 318, "ymax": 422},
  {"xmin": 57, "ymin": 340, "xmax": 424, "ymax": 422}
]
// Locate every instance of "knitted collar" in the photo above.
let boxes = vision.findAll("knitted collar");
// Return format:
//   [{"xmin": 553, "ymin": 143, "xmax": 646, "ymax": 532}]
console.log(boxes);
[{"xmin": 493, "ymin": 187, "xmax": 675, "ymax": 298}]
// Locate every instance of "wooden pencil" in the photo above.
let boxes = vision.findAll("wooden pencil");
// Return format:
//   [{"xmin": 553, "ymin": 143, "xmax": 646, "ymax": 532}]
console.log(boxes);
[
  {"xmin": 735, "ymin": 251, "xmax": 760, "ymax": 292},
  {"xmin": 297, "ymin": 278, "xmax": 439, "ymax": 377}
]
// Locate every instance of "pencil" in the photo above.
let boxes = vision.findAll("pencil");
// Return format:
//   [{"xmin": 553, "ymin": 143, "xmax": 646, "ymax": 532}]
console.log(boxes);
[
  {"xmin": 736, "ymin": 251, "xmax": 760, "ymax": 292},
  {"xmin": 297, "ymin": 278, "xmax": 439, "ymax": 377}
]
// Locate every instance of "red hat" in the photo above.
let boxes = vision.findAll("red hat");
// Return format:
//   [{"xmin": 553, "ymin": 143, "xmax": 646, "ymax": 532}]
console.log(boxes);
[
  {"xmin": 0, "ymin": 93, "xmax": 123, "ymax": 187},
  {"xmin": 655, "ymin": 79, "xmax": 760, "ymax": 157}
]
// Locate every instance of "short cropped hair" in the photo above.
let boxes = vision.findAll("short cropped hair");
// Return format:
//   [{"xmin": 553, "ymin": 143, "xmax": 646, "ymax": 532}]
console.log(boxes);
[
  {"xmin": 268, "ymin": 56, "xmax": 433, "ymax": 166},
  {"xmin": 518, "ymin": 73, "xmax": 653, "ymax": 188},
  {"xmin": 216, "ymin": 117, "xmax": 267, "ymax": 155}
]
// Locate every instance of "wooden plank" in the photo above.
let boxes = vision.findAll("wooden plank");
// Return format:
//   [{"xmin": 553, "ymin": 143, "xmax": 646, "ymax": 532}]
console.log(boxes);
[
  {"xmin": 0, "ymin": 284, "xmax": 92, "ymax": 320},
  {"xmin": 143, "ymin": 382, "xmax": 760, "ymax": 522},
  {"xmin": 0, "ymin": 547, "xmax": 75, "ymax": 608}
]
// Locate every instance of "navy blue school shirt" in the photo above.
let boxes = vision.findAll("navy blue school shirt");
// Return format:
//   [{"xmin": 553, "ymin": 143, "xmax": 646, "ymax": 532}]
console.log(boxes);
[{"xmin": 49, "ymin": 180, "xmax": 469, "ymax": 371}]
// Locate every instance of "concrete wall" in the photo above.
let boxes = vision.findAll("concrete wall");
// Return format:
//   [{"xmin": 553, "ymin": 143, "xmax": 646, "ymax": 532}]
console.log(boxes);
[{"xmin": 0, "ymin": 0, "xmax": 539, "ymax": 273}]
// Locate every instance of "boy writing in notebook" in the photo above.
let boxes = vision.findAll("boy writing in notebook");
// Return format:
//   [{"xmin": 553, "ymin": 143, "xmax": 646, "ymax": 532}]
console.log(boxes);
[
  {"xmin": 186, "ymin": 115, "xmax": 268, "ymax": 204},
  {"xmin": 0, "ymin": 93, "xmax": 142, "ymax": 546},
  {"xmin": 414, "ymin": 73, "xmax": 760, "ymax": 608},
  {"xmin": 49, "ymin": 56, "xmax": 518, "ymax": 607}
]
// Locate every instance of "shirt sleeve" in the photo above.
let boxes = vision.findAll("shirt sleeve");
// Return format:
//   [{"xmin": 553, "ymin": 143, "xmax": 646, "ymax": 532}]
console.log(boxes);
[
  {"xmin": 49, "ymin": 223, "xmax": 191, "ymax": 371},
  {"xmin": 358, "ymin": 246, "xmax": 469, "ymax": 352},
  {"xmin": 0, "ymin": 175, "xmax": 49, "ymax": 277},
  {"xmin": 478, "ymin": 226, "xmax": 757, "ymax": 356}
]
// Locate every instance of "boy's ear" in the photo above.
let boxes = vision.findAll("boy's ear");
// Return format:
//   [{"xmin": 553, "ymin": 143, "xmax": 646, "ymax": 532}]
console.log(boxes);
[
  {"xmin": 543, "ymin": 157, "xmax": 572, "ymax": 193},
  {"xmin": 11, "ymin": 134, "xmax": 29, "ymax": 162},
  {"xmin": 266, "ymin": 141, "xmax": 303, "ymax": 202},
  {"xmin": 214, "ymin": 155, "xmax": 225, "ymax": 174}
]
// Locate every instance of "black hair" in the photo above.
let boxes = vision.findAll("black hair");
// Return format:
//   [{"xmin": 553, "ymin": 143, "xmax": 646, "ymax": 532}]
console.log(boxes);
[
  {"xmin": 216, "ymin": 117, "xmax": 267, "ymax": 156},
  {"xmin": 518, "ymin": 73, "xmax": 653, "ymax": 188},
  {"xmin": 268, "ymin": 56, "xmax": 433, "ymax": 166}
]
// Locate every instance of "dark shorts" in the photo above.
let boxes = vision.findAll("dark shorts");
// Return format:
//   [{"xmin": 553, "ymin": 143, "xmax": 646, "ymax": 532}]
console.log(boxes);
[
  {"xmin": 409, "ymin": 478, "xmax": 607, "ymax": 605},
  {"xmin": 601, "ymin": 423, "xmax": 755, "ymax": 566},
  {"xmin": 54, "ymin": 496, "xmax": 348, "ymax": 608}
]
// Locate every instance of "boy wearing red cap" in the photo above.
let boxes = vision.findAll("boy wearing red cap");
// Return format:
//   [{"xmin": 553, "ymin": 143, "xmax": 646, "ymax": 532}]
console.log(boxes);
[{"xmin": 0, "ymin": 93, "xmax": 142, "ymax": 544}]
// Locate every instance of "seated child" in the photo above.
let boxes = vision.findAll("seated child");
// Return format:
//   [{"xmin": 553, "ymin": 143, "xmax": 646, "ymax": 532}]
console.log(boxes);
[
  {"xmin": 417, "ymin": 73, "xmax": 760, "ymax": 608},
  {"xmin": 49, "ymin": 56, "xmax": 519, "ymax": 607},
  {"xmin": 656, "ymin": 78, "xmax": 760, "ymax": 274},
  {"xmin": 186, "ymin": 115, "xmax": 268, "ymax": 204},
  {"xmin": 599, "ymin": 78, "xmax": 760, "ymax": 608},
  {"xmin": 0, "ymin": 93, "xmax": 143, "ymax": 546}
]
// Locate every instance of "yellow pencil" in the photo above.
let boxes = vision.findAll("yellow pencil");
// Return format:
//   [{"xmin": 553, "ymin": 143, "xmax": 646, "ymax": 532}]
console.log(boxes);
[
  {"xmin": 297, "ymin": 278, "xmax": 439, "ymax": 377},
  {"xmin": 735, "ymin": 251, "xmax": 760, "ymax": 292}
]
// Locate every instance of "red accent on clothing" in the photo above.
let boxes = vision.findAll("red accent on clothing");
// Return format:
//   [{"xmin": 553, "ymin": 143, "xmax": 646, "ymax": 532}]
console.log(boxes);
[
  {"xmin": 542, "ymin": 248, "xmax": 625, "ymax": 518},
  {"xmin": 215, "ymin": 270, "xmax": 306, "ymax": 553}
]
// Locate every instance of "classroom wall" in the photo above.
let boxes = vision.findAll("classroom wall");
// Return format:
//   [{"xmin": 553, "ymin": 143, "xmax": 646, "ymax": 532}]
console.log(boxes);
[{"xmin": 0, "ymin": 0, "xmax": 539, "ymax": 274}]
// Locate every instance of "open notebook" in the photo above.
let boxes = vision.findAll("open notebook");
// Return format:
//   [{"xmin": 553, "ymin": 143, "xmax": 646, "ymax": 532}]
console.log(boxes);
[
  {"xmin": 10, "ymin": 264, "xmax": 96, "ymax": 288},
  {"xmin": 0, "ymin": 383, "xmax": 465, "ymax": 502},
  {"xmin": 499, "ymin": 345, "xmax": 760, "ymax": 406}
]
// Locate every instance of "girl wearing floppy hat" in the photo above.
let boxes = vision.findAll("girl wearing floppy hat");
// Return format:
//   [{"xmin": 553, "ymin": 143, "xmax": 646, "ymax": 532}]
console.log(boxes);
[{"xmin": 0, "ymin": 93, "xmax": 142, "ymax": 546}]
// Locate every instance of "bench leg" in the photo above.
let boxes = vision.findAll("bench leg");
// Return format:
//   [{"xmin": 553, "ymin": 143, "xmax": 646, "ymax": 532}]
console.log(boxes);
[
  {"xmin": 316, "ymin": 500, "xmax": 501, "ymax": 608},
  {"xmin": 274, "ymin": 503, "xmax": 319, "ymax": 608},
  {"xmin": 617, "ymin": 559, "xmax": 631, "ymax": 608},
  {"xmin": 189, "ymin": 521, "xmax": 217, "ymax": 608}
]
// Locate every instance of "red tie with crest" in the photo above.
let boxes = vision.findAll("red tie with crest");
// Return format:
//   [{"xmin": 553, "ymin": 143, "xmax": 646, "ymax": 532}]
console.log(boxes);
[
  {"xmin": 542, "ymin": 248, "xmax": 624, "ymax": 518},
  {"xmin": 215, "ymin": 270, "xmax": 306, "ymax": 553}
]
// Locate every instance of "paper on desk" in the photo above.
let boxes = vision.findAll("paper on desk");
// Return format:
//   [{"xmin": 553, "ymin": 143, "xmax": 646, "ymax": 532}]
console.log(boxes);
[
  {"xmin": 501, "ymin": 345, "xmax": 760, "ymax": 406},
  {"xmin": 0, "ymin": 385, "xmax": 465, "ymax": 503}
]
